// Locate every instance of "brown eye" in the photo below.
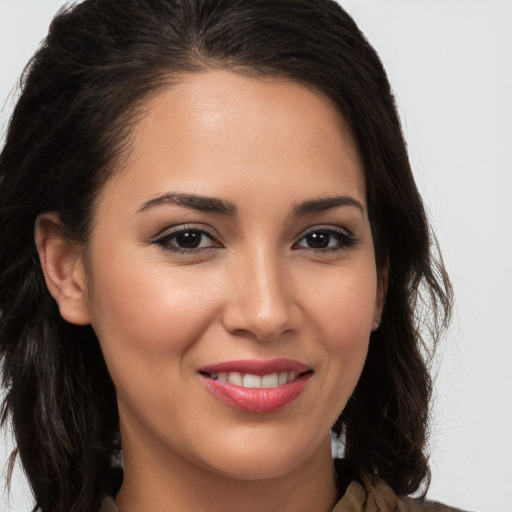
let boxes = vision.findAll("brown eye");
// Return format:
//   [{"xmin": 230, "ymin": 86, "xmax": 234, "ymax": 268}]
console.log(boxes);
[
  {"xmin": 294, "ymin": 227, "xmax": 357, "ymax": 251},
  {"xmin": 155, "ymin": 228, "xmax": 220, "ymax": 252},
  {"xmin": 303, "ymin": 231, "xmax": 331, "ymax": 249},
  {"xmin": 174, "ymin": 231, "xmax": 203, "ymax": 249}
]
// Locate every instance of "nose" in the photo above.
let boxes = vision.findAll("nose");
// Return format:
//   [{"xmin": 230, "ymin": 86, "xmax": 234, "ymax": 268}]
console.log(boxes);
[{"xmin": 221, "ymin": 249, "xmax": 302, "ymax": 341}]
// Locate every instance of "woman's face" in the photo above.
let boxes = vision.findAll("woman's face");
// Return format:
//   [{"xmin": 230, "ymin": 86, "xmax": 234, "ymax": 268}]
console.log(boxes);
[{"xmin": 83, "ymin": 70, "xmax": 383, "ymax": 480}]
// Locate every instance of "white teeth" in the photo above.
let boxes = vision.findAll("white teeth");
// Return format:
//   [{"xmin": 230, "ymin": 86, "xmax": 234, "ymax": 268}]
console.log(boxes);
[
  {"xmin": 242, "ymin": 374, "xmax": 261, "ymax": 388},
  {"xmin": 212, "ymin": 371, "xmax": 298, "ymax": 388},
  {"xmin": 261, "ymin": 373, "xmax": 279, "ymax": 388},
  {"xmin": 227, "ymin": 372, "xmax": 243, "ymax": 386}
]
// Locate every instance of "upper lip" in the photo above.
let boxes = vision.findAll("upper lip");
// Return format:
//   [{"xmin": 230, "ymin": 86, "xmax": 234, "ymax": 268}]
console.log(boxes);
[{"xmin": 199, "ymin": 358, "xmax": 311, "ymax": 376}]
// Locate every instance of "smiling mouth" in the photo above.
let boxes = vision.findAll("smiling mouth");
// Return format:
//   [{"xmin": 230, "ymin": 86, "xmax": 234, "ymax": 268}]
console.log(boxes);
[
  {"xmin": 198, "ymin": 359, "xmax": 313, "ymax": 413},
  {"xmin": 200, "ymin": 370, "xmax": 312, "ymax": 389}
]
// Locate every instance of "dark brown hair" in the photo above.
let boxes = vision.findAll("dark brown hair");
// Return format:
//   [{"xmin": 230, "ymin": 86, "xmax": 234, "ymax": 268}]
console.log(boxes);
[{"xmin": 0, "ymin": 1, "xmax": 452, "ymax": 511}]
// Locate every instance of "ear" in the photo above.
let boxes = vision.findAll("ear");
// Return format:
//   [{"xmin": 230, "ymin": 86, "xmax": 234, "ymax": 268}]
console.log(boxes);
[
  {"xmin": 372, "ymin": 265, "xmax": 388, "ymax": 331},
  {"xmin": 35, "ymin": 213, "xmax": 91, "ymax": 325}
]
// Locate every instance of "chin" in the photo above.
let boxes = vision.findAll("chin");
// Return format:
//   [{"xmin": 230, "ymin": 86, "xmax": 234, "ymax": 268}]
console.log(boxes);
[
  {"xmin": 210, "ymin": 457, "xmax": 300, "ymax": 481},
  {"xmin": 198, "ymin": 436, "xmax": 322, "ymax": 481}
]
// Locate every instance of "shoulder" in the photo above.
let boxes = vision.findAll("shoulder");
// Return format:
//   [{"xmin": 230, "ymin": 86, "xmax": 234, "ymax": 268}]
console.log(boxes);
[
  {"xmin": 335, "ymin": 478, "xmax": 470, "ymax": 511},
  {"xmin": 333, "ymin": 461, "xmax": 471, "ymax": 512}
]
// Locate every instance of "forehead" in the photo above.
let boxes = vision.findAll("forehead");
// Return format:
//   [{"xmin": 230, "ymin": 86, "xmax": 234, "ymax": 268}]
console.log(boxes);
[{"xmin": 96, "ymin": 70, "xmax": 366, "ymax": 216}]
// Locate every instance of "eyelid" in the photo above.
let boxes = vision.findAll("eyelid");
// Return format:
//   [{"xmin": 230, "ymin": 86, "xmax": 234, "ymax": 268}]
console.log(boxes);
[
  {"xmin": 151, "ymin": 223, "xmax": 223, "ymax": 251},
  {"xmin": 292, "ymin": 224, "xmax": 358, "ymax": 251},
  {"xmin": 150, "ymin": 223, "xmax": 218, "ymax": 241},
  {"xmin": 299, "ymin": 224, "xmax": 353, "ymax": 237}
]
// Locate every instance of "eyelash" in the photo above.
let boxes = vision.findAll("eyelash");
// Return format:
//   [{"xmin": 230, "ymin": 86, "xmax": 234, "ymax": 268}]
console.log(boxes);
[
  {"xmin": 153, "ymin": 225, "xmax": 220, "ymax": 254},
  {"xmin": 152, "ymin": 225, "xmax": 357, "ymax": 254},
  {"xmin": 292, "ymin": 226, "xmax": 358, "ymax": 252}
]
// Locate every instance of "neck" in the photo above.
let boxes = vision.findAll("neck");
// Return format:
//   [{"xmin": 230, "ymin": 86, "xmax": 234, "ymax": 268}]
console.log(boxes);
[{"xmin": 115, "ymin": 431, "xmax": 339, "ymax": 512}]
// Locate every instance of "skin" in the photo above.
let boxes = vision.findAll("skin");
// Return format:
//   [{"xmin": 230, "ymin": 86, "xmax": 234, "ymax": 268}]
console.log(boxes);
[{"xmin": 37, "ymin": 70, "xmax": 384, "ymax": 512}]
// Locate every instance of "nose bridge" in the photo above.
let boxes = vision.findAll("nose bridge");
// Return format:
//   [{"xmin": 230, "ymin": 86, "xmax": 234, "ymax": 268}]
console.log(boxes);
[{"xmin": 223, "ymin": 243, "xmax": 298, "ymax": 340}]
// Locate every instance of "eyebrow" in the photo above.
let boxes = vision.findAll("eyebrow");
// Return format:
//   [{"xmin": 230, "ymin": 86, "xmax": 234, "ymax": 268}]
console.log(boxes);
[
  {"xmin": 137, "ymin": 192, "xmax": 364, "ymax": 217},
  {"xmin": 292, "ymin": 196, "xmax": 365, "ymax": 216},
  {"xmin": 137, "ymin": 192, "xmax": 237, "ymax": 215}
]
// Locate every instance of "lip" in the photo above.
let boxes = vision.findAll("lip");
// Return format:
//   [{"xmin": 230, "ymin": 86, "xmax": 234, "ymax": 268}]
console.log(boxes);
[
  {"xmin": 199, "ymin": 358, "xmax": 313, "ymax": 414},
  {"xmin": 199, "ymin": 358, "xmax": 310, "ymax": 376}
]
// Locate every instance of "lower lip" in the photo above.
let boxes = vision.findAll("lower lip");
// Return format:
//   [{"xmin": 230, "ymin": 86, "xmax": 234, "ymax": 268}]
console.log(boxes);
[{"xmin": 201, "ymin": 374, "xmax": 311, "ymax": 414}]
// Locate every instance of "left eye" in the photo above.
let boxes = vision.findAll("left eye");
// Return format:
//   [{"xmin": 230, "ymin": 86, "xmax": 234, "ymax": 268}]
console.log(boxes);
[
  {"xmin": 155, "ymin": 228, "xmax": 219, "ymax": 251},
  {"xmin": 294, "ymin": 229, "xmax": 355, "ymax": 250}
]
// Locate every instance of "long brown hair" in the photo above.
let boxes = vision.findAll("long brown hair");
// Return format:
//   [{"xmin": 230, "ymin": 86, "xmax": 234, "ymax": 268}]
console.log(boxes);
[{"xmin": 0, "ymin": 1, "xmax": 452, "ymax": 511}]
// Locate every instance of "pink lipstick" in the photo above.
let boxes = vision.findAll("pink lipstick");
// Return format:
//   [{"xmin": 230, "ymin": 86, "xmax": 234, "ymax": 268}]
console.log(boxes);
[{"xmin": 199, "ymin": 359, "xmax": 312, "ymax": 413}]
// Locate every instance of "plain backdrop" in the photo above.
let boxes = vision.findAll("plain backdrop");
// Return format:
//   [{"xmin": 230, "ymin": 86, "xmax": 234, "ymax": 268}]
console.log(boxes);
[{"xmin": 1, "ymin": 1, "xmax": 511, "ymax": 511}]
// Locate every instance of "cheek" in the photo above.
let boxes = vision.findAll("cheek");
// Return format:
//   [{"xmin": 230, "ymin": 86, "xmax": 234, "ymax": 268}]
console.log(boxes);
[
  {"xmin": 303, "ymin": 262, "xmax": 378, "ymax": 341},
  {"xmin": 86, "ymin": 245, "xmax": 224, "ymax": 359},
  {"xmin": 85, "ymin": 253, "xmax": 223, "ymax": 432},
  {"xmin": 304, "ymin": 265, "xmax": 376, "ymax": 401}
]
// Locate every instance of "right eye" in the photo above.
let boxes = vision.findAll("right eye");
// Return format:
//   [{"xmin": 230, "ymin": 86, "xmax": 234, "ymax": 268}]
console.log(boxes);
[{"xmin": 154, "ymin": 227, "xmax": 221, "ymax": 252}]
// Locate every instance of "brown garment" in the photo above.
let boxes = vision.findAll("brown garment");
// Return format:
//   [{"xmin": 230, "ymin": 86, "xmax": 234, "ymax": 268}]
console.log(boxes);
[
  {"xmin": 99, "ymin": 472, "xmax": 467, "ymax": 512},
  {"xmin": 331, "ymin": 473, "xmax": 467, "ymax": 511}
]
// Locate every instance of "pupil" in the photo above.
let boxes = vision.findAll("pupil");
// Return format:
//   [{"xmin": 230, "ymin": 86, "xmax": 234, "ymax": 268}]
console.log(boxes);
[
  {"xmin": 307, "ymin": 232, "xmax": 330, "ymax": 248},
  {"xmin": 176, "ymin": 231, "xmax": 201, "ymax": 248}
]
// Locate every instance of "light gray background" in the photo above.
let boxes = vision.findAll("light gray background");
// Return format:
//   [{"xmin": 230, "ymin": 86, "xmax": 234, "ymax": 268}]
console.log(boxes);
[{"xmin": 1, "ymin": 1, "xmax": 511, "ymax": 511}]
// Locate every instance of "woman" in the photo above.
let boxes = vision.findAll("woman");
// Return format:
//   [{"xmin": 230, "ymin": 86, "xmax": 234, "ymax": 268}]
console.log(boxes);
[{"xmin": 0, "ymin": 0, "xmax": 460, "ymax": 511}]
